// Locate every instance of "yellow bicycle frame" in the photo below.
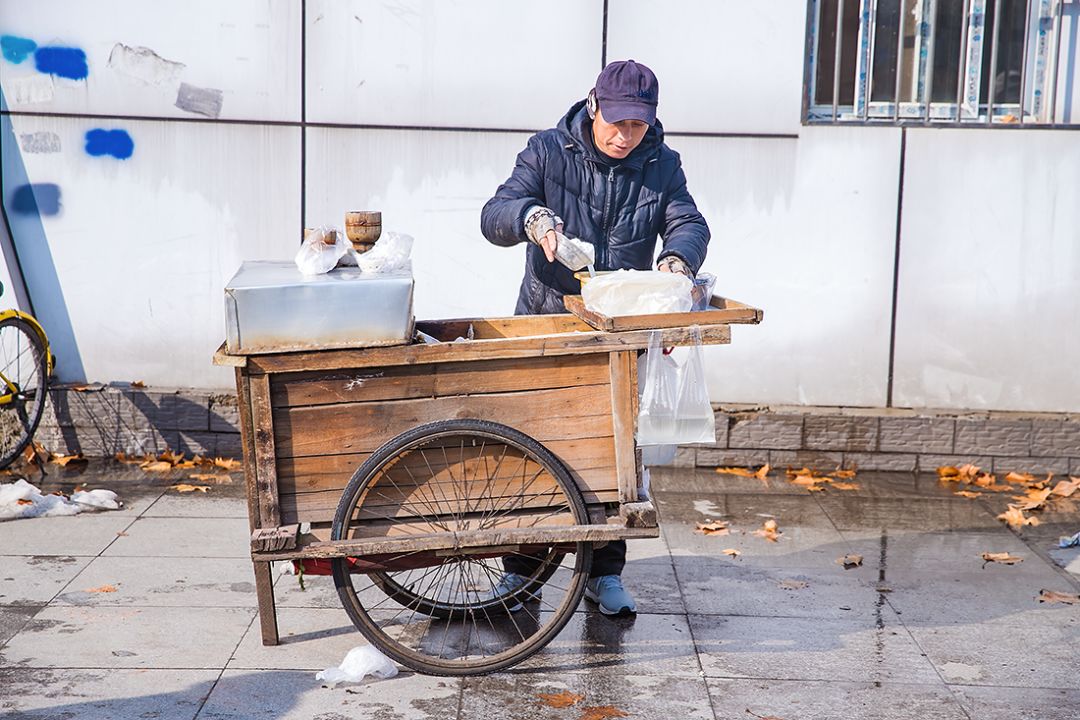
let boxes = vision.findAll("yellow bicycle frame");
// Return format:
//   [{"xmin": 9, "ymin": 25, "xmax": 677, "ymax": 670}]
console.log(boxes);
[{"xmin": 0, "ymin": 309, "xmax": 53, "ymax": 405}]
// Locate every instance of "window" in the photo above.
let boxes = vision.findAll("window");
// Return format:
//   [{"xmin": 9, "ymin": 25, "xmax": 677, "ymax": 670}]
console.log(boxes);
[{"xmin": 804, "ymin": 0, "xmax": 1066, "ymax": 124}]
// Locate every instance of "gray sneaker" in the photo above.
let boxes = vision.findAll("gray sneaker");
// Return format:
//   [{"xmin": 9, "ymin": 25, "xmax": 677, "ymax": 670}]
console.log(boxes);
[
  {"xmin": 493, "ymin": 572, "xmax": 540, "ymax": 612},
  {"xmin": 585, "ymin": 575, "xmax": 636, "ymax": 616}
]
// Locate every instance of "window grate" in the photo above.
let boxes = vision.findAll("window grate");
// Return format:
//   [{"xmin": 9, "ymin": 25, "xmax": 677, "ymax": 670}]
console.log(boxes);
[{"xmin": 804, "ymin": 0, "xmax": 1068, "ymax": 124}]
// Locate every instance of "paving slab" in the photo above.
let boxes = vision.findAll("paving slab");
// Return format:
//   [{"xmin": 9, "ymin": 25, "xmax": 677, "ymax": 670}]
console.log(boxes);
[
  {"xmin": 704, "ymin": 678, "xmax": 967, "ymax": 720},
  {"xmin": 0, "ymin": 668, "xmax": 218, "ymax": 720},
  {"xmin": 52, "ymin": 556, "xmax": 256, "ymax": 607},
  {"xmin": 103, "ymin": 516, "xmax": 250, "ymax": 558},
  {"xmin": 948, "ymin": 684, "xmax": 1080, "ymax": 720},
  {"xmin": 229, "ymin": 607, "xmax": 364, "ymax": 671},
  {"xmin": 0, "ymin": 555, "xmax": 93, "ymax": 604},
  {"xmin": 618, "ymin": 559, "xmax": 686, "ymax": 614},
  {"xmin": 689, "ymin": 613, "xmax": 941, "ymax": 684},
  {"xmin": 817, "ymin": 495, "xmax": 1003, "ymax": 531},
  {"xmin": 0, "ymin": 605, "xmax": 38, "ymax": 647},
  {"xmin": 143, "ymin": 489, "xmax": 248, "ymax": 518},
  {"xmin": 0, "ymin": 605, "xmax": 254, "ymax": 669},
  {"xmin": 461, "ymin": 671, "xmax": 714, "ymax": 720},
  {"xmin": 198, "ymin": 669, "xmax": 460, "ymax": 720},
  {"xmin": 0, "ymin": 514, "xmax": 138, "ymax": 557},
  {"xmin": 906, "ymin": 611, "xmax": 1080, "ymax": 689}
]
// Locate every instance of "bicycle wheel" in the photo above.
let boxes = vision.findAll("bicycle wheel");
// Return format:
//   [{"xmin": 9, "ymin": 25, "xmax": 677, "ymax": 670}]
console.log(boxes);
[
  {"xmin": 0, "ymin": 317, "xmax": 48, "ymax": 469},
  {"xmin": 331, "ymin": 419, "xmax": 592, "ymax": 676}
]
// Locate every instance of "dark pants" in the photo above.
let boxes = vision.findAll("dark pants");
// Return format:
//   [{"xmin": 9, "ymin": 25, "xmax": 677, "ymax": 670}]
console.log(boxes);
[{"xmin": 504, "ymin": 540, "xmax": 625, "ymax": 579}]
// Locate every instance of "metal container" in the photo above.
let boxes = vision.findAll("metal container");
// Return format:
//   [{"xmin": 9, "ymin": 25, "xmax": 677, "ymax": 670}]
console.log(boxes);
[{"xmin": 224, "ymin": 261, "xmax": 414, "ymax": 354}]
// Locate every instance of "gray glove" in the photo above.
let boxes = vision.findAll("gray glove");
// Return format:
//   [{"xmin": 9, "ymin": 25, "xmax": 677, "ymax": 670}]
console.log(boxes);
[
  {"xmin": 524, "ymin": 206, "xmax": 563, "ymax": 245},
  {"xmin": 657, "ymin": 254, "xmax": 693, "ymax": 277}
]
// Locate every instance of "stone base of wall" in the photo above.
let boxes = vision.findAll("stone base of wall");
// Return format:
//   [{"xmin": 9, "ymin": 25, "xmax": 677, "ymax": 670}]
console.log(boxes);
[{"xmin": 32, "ymin": 386, "xmax": 1080, "ymax": 474}]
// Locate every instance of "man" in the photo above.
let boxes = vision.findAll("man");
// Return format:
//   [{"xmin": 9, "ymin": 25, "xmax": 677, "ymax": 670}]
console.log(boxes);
[{"xmin": 480, "ymin": 60, "xmax": 710, "ymax": 616}]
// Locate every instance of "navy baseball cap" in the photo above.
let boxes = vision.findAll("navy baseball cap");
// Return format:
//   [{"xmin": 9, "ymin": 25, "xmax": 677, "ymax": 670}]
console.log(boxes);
[{"xmin": 594, "ymin": 60, "xmax": 659, "ymax": 125}]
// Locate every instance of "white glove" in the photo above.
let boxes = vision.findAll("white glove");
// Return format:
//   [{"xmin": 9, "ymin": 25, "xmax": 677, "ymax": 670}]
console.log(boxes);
[
  {"xmin": 524, "ymin": 206, "xmax": 564, "ymax": 245},
  {"xmin": 657, "ymin": 254, "xmax": 693, "ymax": 277}
]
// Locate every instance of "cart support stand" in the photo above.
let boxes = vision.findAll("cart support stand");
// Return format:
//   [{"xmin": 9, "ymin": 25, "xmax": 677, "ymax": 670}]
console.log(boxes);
[{"xmin": 253, "ymin": 560, "xmax": 279, "ymax": 646}]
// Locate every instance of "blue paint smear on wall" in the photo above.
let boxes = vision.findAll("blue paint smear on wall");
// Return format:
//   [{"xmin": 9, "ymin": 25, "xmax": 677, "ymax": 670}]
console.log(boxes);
[
  {"xmin": 34, "ymin": 46, "xmax": 88, "ymax": 80},
  {"xmin": 11, "ymin": 183, "xmax": 62, "ymax": 216},
  {"xmin": 85, "ymin": 129, "xmax": 134, "ymax": 159},
  {"xmin": 1, "ymin": 35, "xmax": 37, "ymax": 64}
]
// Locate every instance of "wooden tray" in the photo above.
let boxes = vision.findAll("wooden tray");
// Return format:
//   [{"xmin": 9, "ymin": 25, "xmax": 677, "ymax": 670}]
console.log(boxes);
[{"xmin": 563, "ymin": 294, "xmax": 763, "ymax": 332}]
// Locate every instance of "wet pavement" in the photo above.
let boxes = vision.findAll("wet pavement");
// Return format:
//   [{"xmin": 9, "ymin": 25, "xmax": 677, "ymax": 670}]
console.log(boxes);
[{"xmin": 1, "ymin": 462, "xmax": 1079, "ymax": 719}]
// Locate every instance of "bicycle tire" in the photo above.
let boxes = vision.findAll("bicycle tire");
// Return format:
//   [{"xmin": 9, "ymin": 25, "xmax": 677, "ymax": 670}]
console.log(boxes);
[{"xmin": 0, "ymin": 316, "xmax": 48, "ymax": 469}]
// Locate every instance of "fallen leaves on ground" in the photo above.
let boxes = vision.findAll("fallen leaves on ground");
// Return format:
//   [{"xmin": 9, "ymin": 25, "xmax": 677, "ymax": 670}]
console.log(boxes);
[
  {"xmin": 752, "ymin": 519, "xmax": 781, "ymax": 542},
  {"xmin": 938, "ymin": 464, "xmax": 980, "ymax": 482},
  {"xmin": 1038, "ymin": 589, "xmax": 1080, "ymax": 604},
  {"xmin": 16, "ymin": 498, "xmax": 33, "ymax": 506},
  {"xmin": 1012, "ymin": 487, "xmax": 1052, "ymax": 510},
  {"xmin": 1051, "ymin": 477, "xmax": 1080, "ymax": 497},
  {"xmin": 86, "ymin": 585, "xmax": 117, "ymax": 593},
  {"xmin": 187, "ymin": 473, "xmax": 234, "ymax": 484},
  {"xmin": 954, "ymin": 490, "xmax": 982, "ymax": 499},
  {"xmin": 213, "ymin": 457, "xmax": 242, "ymax": 471},
  {"xmin": 837, "ymin": 554, "xmax": 863, "ymax": 569},
  {"xmin": 695, "ymin": 520, "xmax": 731, "ymax": 536},
  {"xmin": 1005, "ymin": 471, "xmax": 1036, "ymax": 484},
  {"xmin": 536, "ymin": 691, "xmax": 584, "ymax": 708},
  {"xmin": 172, "ymin": 484, "xmax": 211, "ymax": 493},
  {"xmin": 722, "ymin": 548, "xmax": 741, "ymax": 557},
  {"xmin": 784, "ymin": 466, "xmax": 858, "ymax": 492},
  {"xmin": 778, "ymin": 580, "xmax": 808, "ymax": 590},
  {"xmin": 140, "ymin": 460, "xmax": 173, "ymax": 473},
  {"xmin": 115, "ymin": 452, "xmax": 151, "ymax": 464},
  {"xmin": 997, "ymin": 504, "xmax": 1041, "ymax": 529},
  {"xmin": 715, "ymin": 464, "xmax": 771, "ymax": 483},
  {"xmin": 579, "ymin": 707, "xmax": 629, "ymax": 720},
  {"xmin": 980, "ymin": 552, "xmax": 1023, "ymax": 565},
  {"xmin": 50, "ymin": 453, "xmax": 88, "ymax": 467}
]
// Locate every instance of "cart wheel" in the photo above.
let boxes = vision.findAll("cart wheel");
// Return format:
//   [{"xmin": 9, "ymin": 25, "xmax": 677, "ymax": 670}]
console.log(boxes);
[
  {"xmin": 331, "ymin": 419, "xmax": 592, "ymax": 676},
  {"xmin": 0, "ymin": 316, "xmax": 48, "ymax": 470}
]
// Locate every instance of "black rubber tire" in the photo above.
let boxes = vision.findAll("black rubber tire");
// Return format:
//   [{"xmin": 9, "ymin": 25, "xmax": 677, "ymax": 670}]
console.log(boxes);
[
  {"xmin": 331, "ymin": 418, "xmax": 592, "ymax": 676},
  {"xmin": 0, "ymin": 317, "xmax": 48, "ymax": 470}
]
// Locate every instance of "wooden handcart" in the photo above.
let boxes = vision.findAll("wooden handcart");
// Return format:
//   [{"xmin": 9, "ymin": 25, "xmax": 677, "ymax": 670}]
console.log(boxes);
[{"xmin": 214, "ymin": 295, "xmax": 761, "ymax": 676}]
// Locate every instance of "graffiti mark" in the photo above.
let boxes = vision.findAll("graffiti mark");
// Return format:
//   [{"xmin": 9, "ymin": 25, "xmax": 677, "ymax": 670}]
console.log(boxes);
[
  {"xmin": 8, "ymin": 74, "xmax": 54, "ymax": 104},
  {"xmin": 107, "ymin": 43, "xmax": 185, "ymax": 86},
  {"xmin": 34, "ymin": 46, "xmax": 89, "ymax": 80},
  {"xmin": 19, "ymin": 131, "xmax": 61, "ymax": 153},
  {"xmin": 85, "ymin": 129, "xmax": 134, "ymax": 159},
  {"xmin": 175, "ymin": 82, "xmax": 223, "ymax": 119},
  {"xmin": 11, "ymin": 184, "xmax": 62, "ymax": 216},
  {"xmin": 1, "ymin": 35, "xmax": 37, "ymax": 64}
]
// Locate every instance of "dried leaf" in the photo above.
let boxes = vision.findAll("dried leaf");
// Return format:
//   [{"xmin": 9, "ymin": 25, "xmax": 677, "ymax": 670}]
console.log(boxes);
[
  {"xmin": 116, "ymin": 531, "xmax": 128, "ymax": 537},
  {"xmin": 579, "ymin": 706, "xmax": 629, "ymax": 720},
  {"xmin": 997, "ymin": 505, "xmax": 1042, "ymax": 529},
  {"xmin": 114, "ymin": 452, "xmax": 148, "ymax": 464},
  {"xmin": 86, "ymin": 584, "xmax": 117, "ymax": 593},
  {"xmin": 187, "ymin": 473, "xmax": 233, "ymax": 484},
  {"xmin": 954, "ymin": 490, "xmax": 982, "ymax": 499},
  {"xmin": 789, "ymin": 474, "xmax": 829, "ymax": 488},
  {"xmin": 50, "ymin": 453, "xmax": 88, "ymax": 467},
  {"xmin": 806, "ymin": 485, "xmax": 827, "ymax": 492},
  {"xmin": 755, "ymin": 463, "xmax": 772, "ymax": 480},
  {"xmin": 833, "ymin": 469, "xmax": 857, "ymax": 479},
  {"xmin": 1000, "ymin": 113, "xmax": 1019, "ymax": 124},
  {"xmin": 16, "ymin": 498, "xmax": 34, "ymax": 506},
  {"xmin": 158, "ymin": 450, "xmax": 186, "ymax": 466},
  {"xmin": 695, "ymin": 521, "xmax": 731, "ymax": 536},
  {"xmin": 837, "ymin": 554, "xmax": 863, "ymax": 569},
  {"xmin": 722, "ymin": 548, "xmax": 741, "ymax": 557},
  {"xmin": 981, "ymin": 552, "xmax": 1023, "ymax": 565},
  {"xmin": 536, "ymin": 691, "xmax": 584, "ymax": 708},
  {"xmin": 1038, "ymin": 589, "xmax": 1080, "ymax": 604},
  {"xmin": 786, "ymin": 466, "xmax": 830, "ymax": 479},
  {"xmin": 1050, "ymin": 478, "xmax": 1080, "ymax": 498},
  {"xmin": 130, "ymin": 380, "xmax": 145, "ymax": 388},
  {"xmin": 752, "ymin": 519, "xmax": 781, "ymax": 542},
  {"xmin": 140, "ymin": 460, "xmax": 174, "ymax": 473},
  {"xmin": 172, "ymin": 483, "xmax": 211, "ymax": 493},
  {"xmin": 69, "ymin": 384, "xmax": 91, "ymax": 392},
  {"xmin": 1005, "ymin": 471, "xmax": 1035, "ymax": 484},
  {"xmin": 830, "ymin": 481, "xmax": 860, "ymax": 491},
  {"xmin": 1011, "ymin": 487, "xmax": 1052, "ymax": 510},
  {"xmin": 716, "ymin": 467, "xmax": 759, "ymax": 478},
  {"xmin": 778, "ymin": 579, "xmax": 808, "ymax": 590},
  {"xmin": 213, "ymin": 457, "xmax": 242, "ymax": 471}
]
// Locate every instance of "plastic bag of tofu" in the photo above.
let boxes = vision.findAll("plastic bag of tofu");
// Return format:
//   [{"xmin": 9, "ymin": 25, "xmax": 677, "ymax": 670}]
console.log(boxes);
[{"xmin": 295, "ymin": 226, "xmax": 351, "ymax": 275}]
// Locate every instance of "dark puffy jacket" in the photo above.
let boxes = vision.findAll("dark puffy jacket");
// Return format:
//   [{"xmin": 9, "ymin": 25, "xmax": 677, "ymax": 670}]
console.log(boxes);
[{"xmin": 481, "ymin": 100, "xmax": 710, "ymax": 315}]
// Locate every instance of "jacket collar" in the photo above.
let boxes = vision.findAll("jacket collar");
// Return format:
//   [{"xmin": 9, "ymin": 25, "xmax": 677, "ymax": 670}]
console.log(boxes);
[{"xmin": 557, "ymin": 100, "xmax": 663, "ymax": 171}]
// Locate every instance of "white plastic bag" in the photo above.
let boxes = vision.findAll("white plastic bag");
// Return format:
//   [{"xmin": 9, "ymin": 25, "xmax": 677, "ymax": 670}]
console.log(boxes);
[
  {"xmin": 636, "ymin": 327, "xmax": 716, "ymax": 446},
  {"xmin": 581, "ymin": 269, "xmax": 692, "ymax": 316},
  {"xmin": 315, "ymin": 645, "xmax": 398, "ymax": 686},
  {"xmin": 295, "ymin": 226, "xmax": 351, "ymax": 276},
  {"xmin": 354, "ymin": 231, "xmax": 413, "ymax": 274}
]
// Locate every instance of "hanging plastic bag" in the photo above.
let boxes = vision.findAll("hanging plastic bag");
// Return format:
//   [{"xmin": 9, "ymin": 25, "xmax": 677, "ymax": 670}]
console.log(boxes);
[
  {"xmin": 354, "ymin": 231, "xmax": 413, "ymax": 274},
  {"xmin": 295, "ymin": 226, "xmax": 351, "ymax": 275},
  {"xmin": 636, "ymin": 327, "xmax": 716, "ymax": 445}
]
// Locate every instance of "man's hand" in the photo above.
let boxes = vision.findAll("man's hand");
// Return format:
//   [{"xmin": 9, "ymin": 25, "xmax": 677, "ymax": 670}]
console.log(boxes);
[
  {"xmin": 657, "ymin": 255, "xmax": 692, "ymax": 277},
  {"xmin": 524, "ymin": 206, "xmax": 564, "ymax": 263}
]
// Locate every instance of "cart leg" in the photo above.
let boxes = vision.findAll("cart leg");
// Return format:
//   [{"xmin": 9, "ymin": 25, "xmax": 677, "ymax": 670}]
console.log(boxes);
[{"xmin": 253, "ymin": 561, "xmax": 279, "ymax": 646}]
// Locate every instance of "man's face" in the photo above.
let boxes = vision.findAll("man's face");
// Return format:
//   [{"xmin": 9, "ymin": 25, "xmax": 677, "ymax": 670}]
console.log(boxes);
[{"xmin": 591, "ymin": 105, "xmax": 649, "ymax": 160}]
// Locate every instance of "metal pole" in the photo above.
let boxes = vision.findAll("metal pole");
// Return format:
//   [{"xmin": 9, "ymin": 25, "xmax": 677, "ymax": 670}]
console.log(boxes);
[
  {"xmin": 956, "ymin": 0, "xmax": 973, "ymax": 122},
  {"xmin": 895, "ymin": 0, "xmax": 907, "ymax": 120},
  {"xmin": 986, "ymin": 0, "xmax": 1005, "ymax": 122},
  {"xmin": 924, "ymin": 0, "xmax": 938, "ymax": 122},
  {"xmin": 863, "ymin": 0, "xmax": 879, "ymax": 120},
  {"xmin": 804, "ymin": 0, "xmax": 823, "ymax": 122},
  {"xmin": 1048, "ymin": 0, "xmax": 1064, "ymax": 122},
  {"xmin": 833, "ymin": 0, "xmax": 847, "ymax": 121},
  {"xmin": 1018, "ymin": 0, "xmax": 1034, "ymax": 123}
]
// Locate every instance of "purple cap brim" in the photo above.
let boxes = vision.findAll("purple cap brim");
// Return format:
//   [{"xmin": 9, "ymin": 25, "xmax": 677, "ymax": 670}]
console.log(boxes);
[{"xmin": 599, "ymin": 100, "xmax": 656, "ymax": 125}]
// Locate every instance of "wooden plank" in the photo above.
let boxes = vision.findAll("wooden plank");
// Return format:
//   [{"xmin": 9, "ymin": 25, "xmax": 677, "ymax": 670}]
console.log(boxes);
[
  {"xmin": 252, "ymin": 561, "xmax": 279, "ymax": 645},
  {"xmin": 563, "ymin": 294, "xmax": 762, "ymax": 332},
  {"xmin": 270, "ymin": 354, "xmax": 609, "ymax": 409},
  {"xmin": 235, "ymin": 369, "xmax": 260, "ymax": 534},
  {"xmin": 416, "ymin": 314, "xmax": 593, "ymax": 340},
  {"xmin": 245, "ymin": 324, "xmax": 730, "ymax": 374},
  {"xmin": 253, "ymin": 523, "xmax": 661, "ymax": 561},
  {"xmin": 249, "ymin": 374, "xmax": 281, "ymax": 528},
  {"xmin": 273, "ymin": 383, "xmax": 614, "ymax": 459},
  {"xmin": 609, "ymin": 351, "xmax": 640, "ymax": 504},
  {"xmin": 214, "ymin": 342, "xmax": 247, "ymax": 367}
]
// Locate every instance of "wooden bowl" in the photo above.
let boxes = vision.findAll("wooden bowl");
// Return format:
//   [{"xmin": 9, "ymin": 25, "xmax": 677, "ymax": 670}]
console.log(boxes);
[{"xmin": 345, "ymin": 211, "xmax": 382, "ymax": 247}]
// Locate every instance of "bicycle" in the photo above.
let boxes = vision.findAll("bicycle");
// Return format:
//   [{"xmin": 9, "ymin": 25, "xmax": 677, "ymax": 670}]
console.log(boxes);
[{"xmin": 0, "ymin": 279, "xmax": 53, "ymax": 469}]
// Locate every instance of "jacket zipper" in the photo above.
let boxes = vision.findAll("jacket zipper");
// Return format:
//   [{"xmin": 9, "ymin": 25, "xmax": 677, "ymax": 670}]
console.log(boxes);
[{"xmin": 600, "ymin": 166, "xmax": 616, "ymax": 267}]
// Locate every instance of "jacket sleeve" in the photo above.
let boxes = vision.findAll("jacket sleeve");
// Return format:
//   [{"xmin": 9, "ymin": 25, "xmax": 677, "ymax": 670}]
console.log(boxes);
[
  {"xmin": 480, "ymin": 134, "xmax": 547, "ymax": 247},
  {"xmin": 658, "ymin": 163, "xmax": 710, "ymax": 273}
]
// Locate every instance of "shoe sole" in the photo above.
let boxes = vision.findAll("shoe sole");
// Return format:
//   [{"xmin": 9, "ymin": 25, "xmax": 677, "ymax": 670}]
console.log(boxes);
[{"xmin": 584, "ymin": 587, "xmax": 636, "ymax": 616}]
